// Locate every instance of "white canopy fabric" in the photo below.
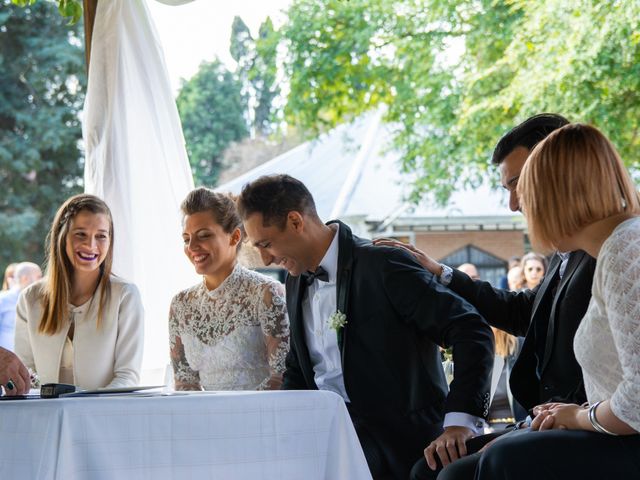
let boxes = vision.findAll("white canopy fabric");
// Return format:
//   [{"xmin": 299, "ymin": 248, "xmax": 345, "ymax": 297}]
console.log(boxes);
[
  {"xmin": 83, "ymin": 0, "xmax": 197, "ymax": 382},
  {"xmin": 154, "ymin": 0, "xmax": 195, "ymax": 5}
]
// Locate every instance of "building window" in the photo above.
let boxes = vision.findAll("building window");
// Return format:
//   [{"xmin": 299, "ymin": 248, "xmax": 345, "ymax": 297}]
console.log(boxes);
[{"xmin": 439, "ymin": 245, "xmax": 507, "ymax": 287}]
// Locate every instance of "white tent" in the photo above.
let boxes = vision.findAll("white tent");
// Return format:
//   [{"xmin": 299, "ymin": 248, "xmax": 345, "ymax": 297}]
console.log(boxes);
[
  {"xmin": 83, "ymin": 0, "xmax": 198, "ymax": 383},
  {"xmin": 217, "ymin": 110, "xmax": 523, "ymax": 237}
]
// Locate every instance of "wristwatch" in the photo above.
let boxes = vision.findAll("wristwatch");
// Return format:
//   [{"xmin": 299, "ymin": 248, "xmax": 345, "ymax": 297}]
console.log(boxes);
[{"xmin": 439, "ymin": 264, "xmax": 453, "ymax": 286}]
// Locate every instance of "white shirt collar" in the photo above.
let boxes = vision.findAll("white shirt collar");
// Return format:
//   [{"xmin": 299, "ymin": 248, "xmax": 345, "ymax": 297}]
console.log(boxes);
[
  {"xmin": 316, "ymin": 224, "xmax": 339, "ymax": 284},
  {"xmin": 557, "ymin": 251, "xmax": 571, "ymax": 279}
]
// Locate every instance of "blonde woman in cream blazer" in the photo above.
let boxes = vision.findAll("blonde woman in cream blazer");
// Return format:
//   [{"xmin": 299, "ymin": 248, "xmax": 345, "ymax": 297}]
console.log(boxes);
[
  {"xmin": 13, "ymin": 194, "xmax": 144, "ymax": 390},
  {"xmin": 15, "ymin": 275, "xmax": 143, "ymax": 389}
]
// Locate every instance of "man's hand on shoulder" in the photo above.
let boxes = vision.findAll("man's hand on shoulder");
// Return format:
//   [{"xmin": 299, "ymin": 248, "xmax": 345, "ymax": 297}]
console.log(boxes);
[
  {"xmin": 424, "ymin": 425, "xmax": 474, "ymax": 470},
  {"xmin": 373, "ymin": 238, "xmax": 442, "ymax": 275}
]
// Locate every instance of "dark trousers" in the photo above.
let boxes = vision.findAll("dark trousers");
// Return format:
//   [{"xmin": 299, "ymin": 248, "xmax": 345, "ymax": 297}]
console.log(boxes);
[
  {"xmin": 476, "ymin": 428, "xmax": 640, "ymax": 480},
  {"xmin": 410, "ymin": 430, "xmax": 506, "ymax": 480},
  {"xmin": 412, "ymin": 427, "xmax": 640, "ymax": 480},
  {"xmin": 348, "ymin": 404, "xmax": 443, "ymax": 480}
]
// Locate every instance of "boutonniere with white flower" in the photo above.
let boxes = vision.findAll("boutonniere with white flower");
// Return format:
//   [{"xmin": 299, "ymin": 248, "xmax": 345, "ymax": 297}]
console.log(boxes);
[{"xmin": 327, "ymin": 310, "xmax": 347, "ymax": 331}]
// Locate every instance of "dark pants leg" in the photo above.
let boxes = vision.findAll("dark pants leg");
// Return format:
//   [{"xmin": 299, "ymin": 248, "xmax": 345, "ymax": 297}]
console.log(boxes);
[
  {"xmin": 348, "ymin": 404, "xmax": 442, "ymax": 480},
  {"xmin": 349, "ymin": 408, "xmax": 393, "ymax": 479},
  {"xmin": 476, "ymin": 429, "xmax": 640, "ymax": 480},
  {"xmin": 409, "ymin": 430, "xmax": 509, "ymax": 480}
]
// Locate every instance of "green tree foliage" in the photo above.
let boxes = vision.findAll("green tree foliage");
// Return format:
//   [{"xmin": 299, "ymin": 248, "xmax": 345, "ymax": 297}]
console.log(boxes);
[
  {"xmin": 282, "ymin": 0, "xmax": 640, "ymax": 203},
  {"xmin": 11, "ymin": 0, "xmax": 82, "ymax": 24},
  {"xmin": 253, "ymin": 18, "xmax": 280, "ymax": 136},
  {"xmin": 0, "ymin": 0, "xmax": 85, "ymax": 271},
  {"xmin": 230, "ymin": 16, "xmax": 281, "ymax": 136},
  {"xmin": 176, "ymin": 59, "xmax": 249, "ymax": 187},
  {"xmin": 230, "ymin": 16, "xmax": 253, "ymax": 71}
]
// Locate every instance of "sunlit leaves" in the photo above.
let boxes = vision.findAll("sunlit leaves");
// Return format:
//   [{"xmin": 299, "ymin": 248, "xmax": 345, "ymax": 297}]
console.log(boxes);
[
  {"xmin": 11, "ymin": 0, "xmax": 82, "ymax": 24},
  {"xmin": 281, "ymin": 0, "xmax": 640, "ymax": 202}
]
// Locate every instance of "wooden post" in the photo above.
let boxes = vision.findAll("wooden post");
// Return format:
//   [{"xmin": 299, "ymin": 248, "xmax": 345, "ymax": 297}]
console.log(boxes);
[{"xmin": 83, "ymin": 0, "xmax": 99, "ymax": 70}]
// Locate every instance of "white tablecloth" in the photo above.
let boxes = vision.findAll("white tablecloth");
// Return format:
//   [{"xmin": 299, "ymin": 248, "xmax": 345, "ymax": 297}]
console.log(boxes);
[{"xmin": 0, "ymin": 390, "xmax": 372, "ymax": 480}]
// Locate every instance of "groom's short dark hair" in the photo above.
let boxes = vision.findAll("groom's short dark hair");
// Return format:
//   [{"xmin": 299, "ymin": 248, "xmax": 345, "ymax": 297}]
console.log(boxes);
[
  {"xmin": 492, "ymin": 113, "xmax": 570, "ymax": 165},
  {"xmin": 237, "ymin": 174, "xmax": 318, "ymax": 229}
]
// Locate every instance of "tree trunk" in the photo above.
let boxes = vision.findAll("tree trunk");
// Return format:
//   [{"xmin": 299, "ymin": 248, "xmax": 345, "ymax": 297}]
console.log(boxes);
[{"xmin": 83, "ymin": 0, "xmax": 99, "ymax": 69}]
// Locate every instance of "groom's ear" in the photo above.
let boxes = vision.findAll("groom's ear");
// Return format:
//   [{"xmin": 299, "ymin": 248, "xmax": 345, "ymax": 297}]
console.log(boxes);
[{"xmin": 287, "ymin": 211, "xmax": 305, "ymax": 233}]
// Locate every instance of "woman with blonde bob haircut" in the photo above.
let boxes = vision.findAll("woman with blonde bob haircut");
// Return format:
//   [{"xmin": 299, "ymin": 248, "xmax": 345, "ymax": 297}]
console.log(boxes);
[
  {"xmin": 475, "ymin": 123, "xmax": 640, "ymax": 480},
  {"xmin": 519, "ymin": 123, "xmax": 640, "ymax": 252},
  {"xmin": 15, "ymin": 194, "xmax": 144, "ymax": 389}
]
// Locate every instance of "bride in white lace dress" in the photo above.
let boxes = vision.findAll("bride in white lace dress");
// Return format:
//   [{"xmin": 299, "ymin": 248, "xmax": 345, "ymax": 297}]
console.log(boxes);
[
  {"xmin": 475, "ymin": 124, "xmax": 640, "ymax": 480},
  {"xmin": 169, "ymin": 188, "xmax": 288, "ymax": 391}
]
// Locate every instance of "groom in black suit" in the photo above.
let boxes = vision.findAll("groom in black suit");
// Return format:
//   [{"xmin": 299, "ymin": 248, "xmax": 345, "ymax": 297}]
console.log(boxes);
[{"xmin": 238, "ymin": 174, "xmax": 495, "ymax": 479}]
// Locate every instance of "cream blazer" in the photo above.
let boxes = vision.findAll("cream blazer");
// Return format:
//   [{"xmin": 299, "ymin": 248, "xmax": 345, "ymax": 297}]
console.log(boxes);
[{"xmin": 15, "ymin": 275, "xmax": 144, "ymax": 389}]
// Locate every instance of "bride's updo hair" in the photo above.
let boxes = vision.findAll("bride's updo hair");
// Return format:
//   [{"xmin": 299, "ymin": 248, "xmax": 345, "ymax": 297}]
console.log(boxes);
[{"xmin": 180, "ymin": 187, "xmax": 245, "ymax": 251}]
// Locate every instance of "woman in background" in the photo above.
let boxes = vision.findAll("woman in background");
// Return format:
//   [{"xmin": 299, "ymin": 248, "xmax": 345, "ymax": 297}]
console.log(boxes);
[
  {"xmin": 520, "ymin": 252, "xmax": 547, "ymax": 290},
  {"xmin": 169, "ymin": 187, "xmax": 288, "ymax": 391},
  {"xmin": 15, "ymin": 194, "xmax": 144, "ymax": 389},
  {"xmin": 2, "ymin": 263, "xmax": 17, "ymax": 291},
  {"xmin": 476, "ymin": 124, "xmax": 640, "ymax": 479}
]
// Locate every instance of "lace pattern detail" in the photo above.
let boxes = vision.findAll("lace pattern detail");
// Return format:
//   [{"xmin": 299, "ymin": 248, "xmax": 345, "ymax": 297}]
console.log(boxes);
[
  {"xmin": 574, "ymin": 217, "xmax": 640, "ymax": 431},
  {"xmin": 169, "ymin": 264, "xmax": 289, "ymax": 390}
]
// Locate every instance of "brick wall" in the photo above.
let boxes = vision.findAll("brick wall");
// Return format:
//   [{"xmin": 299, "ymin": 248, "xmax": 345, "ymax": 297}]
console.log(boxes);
[
  {"xmin": 240, "ymin": 228, "xmax": 526, "ymax": 273},
  {"xmin": 414, "ymin": 230, "xmax": 525, "ymax": 262}
]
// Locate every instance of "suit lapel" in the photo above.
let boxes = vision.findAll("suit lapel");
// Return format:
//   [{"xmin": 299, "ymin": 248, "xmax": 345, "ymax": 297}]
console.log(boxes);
[
  {"xmin": 286, "ymin": 274, "xmax": 316, "ymax": 385},
  {"xmin": 530, "ymin": 255, "xmax": 561, "ymax": 322},
  {"xmin": 330, "ymin": 220, "xmax": 354, "ymax": 362},
  {"xmin": 540, "ymin": 251, "xmax": 586, "ymax": 371}
]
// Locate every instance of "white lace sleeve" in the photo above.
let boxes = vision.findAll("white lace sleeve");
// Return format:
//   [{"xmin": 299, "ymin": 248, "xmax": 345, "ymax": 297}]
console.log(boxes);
[
  {"xmin": 168, "ymin": 293, "xmax": 201, "ymax": 389},
  {"xmin": 601, "ymin": 223, "xmax": 640, "ymax": 431},
  {"xmin": 256, "ymin": 281, "xmax": 289, "ymax": 389}
]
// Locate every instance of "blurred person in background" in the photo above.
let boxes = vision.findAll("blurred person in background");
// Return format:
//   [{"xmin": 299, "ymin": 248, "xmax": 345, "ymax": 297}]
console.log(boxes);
[
  {"xmin": 2, "ymin": 263, "xmax": 18, "ymax": 291},
  {"xmin": 499, "ymin": 256, "xmax": 521, "ymax": 289},
  {"xmin": 457, "ymin": 263, "xmax": 480, "ymax": 281},
  {"xmin": 0, "ymin": 262, "xmax": 42, "ymax": 350},
  {"xmin": 506, "ymin": 265, "xmax": 524, "ymax": 291}
]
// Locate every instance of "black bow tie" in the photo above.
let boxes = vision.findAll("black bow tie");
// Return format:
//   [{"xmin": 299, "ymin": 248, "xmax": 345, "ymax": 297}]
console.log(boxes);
[{"xmin": 304, "ymin": 266, "xmax": 329, "ymax": 285}]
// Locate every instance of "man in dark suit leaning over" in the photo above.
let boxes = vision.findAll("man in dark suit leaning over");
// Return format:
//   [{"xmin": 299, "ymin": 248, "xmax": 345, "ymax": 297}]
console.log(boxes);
[
  {"xmin": 238, "ymin": 174, "xmax": 495, "ymax": 480},
  {"xmin": 378, "ymin": 113, "xmax": 597, "ymax": 480}
]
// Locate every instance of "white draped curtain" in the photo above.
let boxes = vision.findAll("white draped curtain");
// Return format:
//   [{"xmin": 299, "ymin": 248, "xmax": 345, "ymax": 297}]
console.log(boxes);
[{"xmin": 83, "ymin": 0, "xmax": 197, "ymax": 382}]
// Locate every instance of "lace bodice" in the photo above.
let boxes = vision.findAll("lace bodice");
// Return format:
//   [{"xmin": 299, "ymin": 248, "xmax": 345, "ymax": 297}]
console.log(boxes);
[
  {"xmin": 574, "ymin": 217, "xmax": 640, "ymax": 431},
  {"xmin": 169, "ymin": 264, "xmax": 289, "ymax": 390}
]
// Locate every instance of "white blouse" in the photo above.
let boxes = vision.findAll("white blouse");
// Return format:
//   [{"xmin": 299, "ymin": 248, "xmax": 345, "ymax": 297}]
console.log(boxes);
[
  {"xmin": 169, "ymin": 264, "xmax": 289, "ymax": 390},
  {"xmin": 15, "ymin": 275, "xmax": 144, "ymax": 389},
  {"xmin": 574, "ymin": 217, "xmax": 640, "ymax": 432}
]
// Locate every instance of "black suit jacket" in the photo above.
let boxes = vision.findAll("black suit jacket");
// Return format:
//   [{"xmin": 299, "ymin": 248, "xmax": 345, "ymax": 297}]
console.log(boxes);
[
  {"xmin": 282, "ymin": 221, "xmax": 494, "ymax": 429},
  {"xmin": 448, "ymin": 251, "xmax": 596, "ymax": 411}
]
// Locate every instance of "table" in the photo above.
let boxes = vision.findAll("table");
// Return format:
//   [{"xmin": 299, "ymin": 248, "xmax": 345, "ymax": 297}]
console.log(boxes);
[{"xmin": 0, "ymin": 390, "xmax": 372, "ymax": 479}]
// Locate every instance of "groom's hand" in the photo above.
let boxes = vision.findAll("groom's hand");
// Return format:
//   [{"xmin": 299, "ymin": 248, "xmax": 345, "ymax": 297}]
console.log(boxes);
[{"xmin": 424, "ymin": 426, "xmax": 474, "ymax": 470}]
